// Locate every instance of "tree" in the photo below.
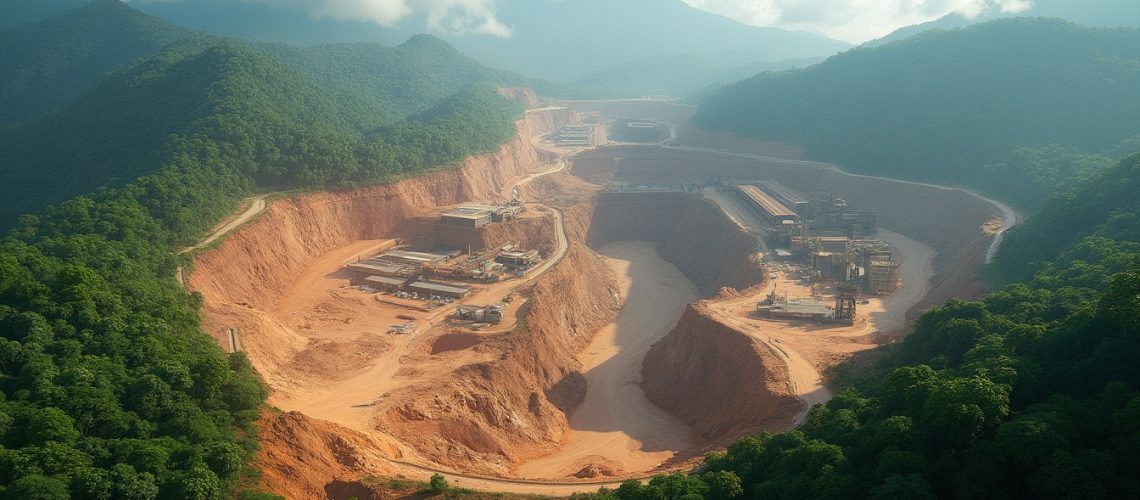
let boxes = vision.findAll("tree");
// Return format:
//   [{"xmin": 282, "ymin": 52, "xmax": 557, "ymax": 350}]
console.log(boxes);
[
  {"xmin": 703, "ymin": 470, "xmax": 743, "ymax": 498},
  {"xmin": 429, "ymin": 473, "xmax": 449, "ymax": 493},
  {"xmin": 3, "ymin": 474, "xmax": 69, "ymax": 499}
]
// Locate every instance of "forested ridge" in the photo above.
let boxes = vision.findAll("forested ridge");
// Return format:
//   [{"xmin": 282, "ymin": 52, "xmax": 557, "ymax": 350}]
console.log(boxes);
[
  {"xmin": 577, "ymin": 155, "xmax": 1140, "ymax": 499},
  {"xmin": 0, "ymin": 7, "xmax": 524, "ymax": 227},
  {"xmin": 0, "ymin": 0, "xmax": 191, "ymax": 126},
  {"xmin": 0, "ymin": 3, "xmax": 524, "ymax": 498},
  {"xmin": 693, "ymin": 18, "xmax": 1140, "ymax": 209}
]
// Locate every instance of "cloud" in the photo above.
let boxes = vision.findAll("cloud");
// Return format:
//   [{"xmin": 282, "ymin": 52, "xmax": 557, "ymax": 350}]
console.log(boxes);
[
  {"xmin": 418, "ymin": 0, "xmax": 512, "ymax": 38},
  {"xmin": 681, "ymin": 0, "xmax": 1035, "ymax": 43},
  {"xmin": 129, "ymin": 0, "xmax": 512, "ymax": 37}
]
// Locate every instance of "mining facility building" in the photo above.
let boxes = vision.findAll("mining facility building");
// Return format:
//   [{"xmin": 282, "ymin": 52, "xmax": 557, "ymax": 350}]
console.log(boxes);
[
  {"xmin": 757, "ymin": 180, "xmax": 812, "ymax": 218},
  {"xmin": 440, "ymin": 206, "xmax": 493, "ymax": 228},
  {"xmin": 439, "ymin": 202, "xmax": 524, "ymax": 228},
  {"xmin": 735, "ymin": 184, "xmax": 800, "ymax": 224},
  {"xmin": 554, "ymin": 125, "xmax": 595, "ymax": 147},
  {"xmin": 347, "ymin": 249, "xmax": 473, "ymax": 299}
]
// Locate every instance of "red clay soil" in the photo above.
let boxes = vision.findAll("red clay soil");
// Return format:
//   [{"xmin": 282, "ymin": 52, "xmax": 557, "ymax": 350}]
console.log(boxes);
[
  {"xmin": 642, "ymin": 303, "xmax": 801, "ymax": 445},
  {"xmin": 196, "ymin": 104, "xmax": 997, "ymax": 496},
  {"xmin": 255, "ymin": 411, "xmax": 401, "ymax": 500},
  {"xmin": 372, "ymin": 242, "xmax": 623, "ymax": 475},
  {"xmin": 391, "ymin": 208, "xmax": 556, "ymax": 256}
]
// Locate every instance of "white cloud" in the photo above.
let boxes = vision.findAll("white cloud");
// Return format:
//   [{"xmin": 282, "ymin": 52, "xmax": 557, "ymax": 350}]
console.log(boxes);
[
  {"xmin": 418, "ymin": 0, "xmax": 512, "ymax": 38},
  {"xmin": 129, "ymin": 0, "xmax": 512, "ymax": 37},
  {"xmin": 682, "ymin": 0, "xmax": 1035, "ymax": 43}
]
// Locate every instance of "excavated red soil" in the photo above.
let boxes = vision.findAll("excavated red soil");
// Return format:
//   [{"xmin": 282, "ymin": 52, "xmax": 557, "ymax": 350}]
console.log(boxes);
[
  {"xmin": 372, "ymin": 242, "xmax": 623, "ymax": 473},
  {"xmin": 255, "ymin": 411, "xmax": 400, "ymax": 500},
  {"xmin": 642, "ymin": 303, "xmax": 801, "ymax": 444},
  {"xmin": 193, "ymin": 101, "xmax": 998, "ymax": 496}
]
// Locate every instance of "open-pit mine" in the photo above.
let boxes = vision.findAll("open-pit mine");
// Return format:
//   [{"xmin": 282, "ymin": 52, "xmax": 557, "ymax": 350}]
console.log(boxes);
[{"xmin": 186, "ymin": 98, "xmax": 1011, "ymax": 497}]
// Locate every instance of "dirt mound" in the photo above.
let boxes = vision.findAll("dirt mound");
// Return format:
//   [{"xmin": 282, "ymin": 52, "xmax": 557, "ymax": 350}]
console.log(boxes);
[
  {"xmin": 642, "ymin": 304, "xmax": 802, "ymax": 444},
  {"xmin": 288, "ymin": 336, "xmax": 392, "ymax": 381},
  {"xmin": 572, "ymin": 458, "xmax": 625, "ymax": 479},
  {"xmin": 255, "ymin": 411, "xmax": 401, "ymax": 500}
]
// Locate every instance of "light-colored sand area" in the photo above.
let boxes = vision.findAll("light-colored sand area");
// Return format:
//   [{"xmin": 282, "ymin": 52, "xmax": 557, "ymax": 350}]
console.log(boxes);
[{"xmin": 514, "ymin": 241, "xmax": 701, "ymax": 479}]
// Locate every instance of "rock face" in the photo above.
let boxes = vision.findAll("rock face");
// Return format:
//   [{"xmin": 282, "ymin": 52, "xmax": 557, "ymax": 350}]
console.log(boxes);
[
  {"xmin": 192, "ymin": 114, "xmax": 559, "ymax": 312},
  {"xmin": 641, "ymin": 304, "xmax": 801, "ymax": 444},
  {"xmin": 586, "ymin": 192, "xmax": 765, "ymax": 294}
]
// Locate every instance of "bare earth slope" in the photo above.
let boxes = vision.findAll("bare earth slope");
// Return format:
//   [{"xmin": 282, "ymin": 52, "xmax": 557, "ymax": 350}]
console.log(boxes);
[{"xmin": 642, "ymin": 303, "xmax": 801, "ymax": 444}]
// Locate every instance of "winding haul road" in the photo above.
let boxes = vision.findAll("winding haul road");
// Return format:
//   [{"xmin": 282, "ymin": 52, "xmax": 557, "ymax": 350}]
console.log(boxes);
[{"xmin": 179, "ymin": 195, "xmax": 268, "ymax": 255}]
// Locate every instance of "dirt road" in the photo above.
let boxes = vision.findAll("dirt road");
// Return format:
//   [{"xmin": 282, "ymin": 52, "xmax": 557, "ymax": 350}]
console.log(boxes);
[
  {"xmin": 872, "ymin": 229, "xmax": 935, "ymax": 331},
  {"xmin": 515, "ymin": 241, "xmax": 701, "ymax": 479},
  {"xmin": 180, "ymin": 195, "xmax": 268, "ymax": 255}
]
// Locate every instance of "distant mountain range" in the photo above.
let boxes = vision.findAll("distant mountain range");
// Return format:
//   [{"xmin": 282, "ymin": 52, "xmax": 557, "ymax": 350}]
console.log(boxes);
[
  {"xmin": 129, "ymin": 0, "xmax": 850, "ymax": 82},
  {"xmin": 869, "ymin": 0, "xmax": 1140, "ymax": 46},
  {"xmin": 694, "ymin": 18, "xmax": 1140, "ymax": 207}
]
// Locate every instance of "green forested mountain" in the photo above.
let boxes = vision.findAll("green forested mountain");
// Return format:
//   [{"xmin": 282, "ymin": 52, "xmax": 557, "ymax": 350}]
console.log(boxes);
[
  {"xmin": 0, "ymin": 31, "xmax": 524, "ymax": 227},
  {"xmin": 870, "ymin": 0, "xmax": 1140, "ymax": 46},
  {"xmin": 0, "ymin": 0, "xmax": 94, "ymax": 30},
  {"xmin": 693, "ymin": 18, "xmax": 1140, "ymax": 208},
  {"xmin": 996, "ymin": 153, "xmax": 1140, "ymax": 284},
  {"xmin": 260, "ymin": 34, "xmax": 536, "ymax": 122},
  {"xmin": 0, "ymin": 0, "xmax": 192, "ymax": 125},
  {"xmin": 584, "ymin": 154, "xmax": 1140, "ymax": 499},
  {"xmin": 0, "ymin": 4, "xmax": 525, "ymax": 496}
]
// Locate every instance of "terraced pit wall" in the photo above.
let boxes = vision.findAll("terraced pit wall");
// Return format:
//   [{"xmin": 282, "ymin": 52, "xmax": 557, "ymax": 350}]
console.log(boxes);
[{"xmin": 585, "ymin": 192, "xmax": 765, "ymax": 294}]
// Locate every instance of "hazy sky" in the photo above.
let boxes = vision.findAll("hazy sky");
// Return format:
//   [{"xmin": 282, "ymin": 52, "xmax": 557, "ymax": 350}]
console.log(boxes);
[
  {"xmin": 682, "ymin": 0, "xmax": 1034, "ymax": 42},
  {"xmin": 132, "ymin": 0, "xmax": 1036, "ymax": 43}
]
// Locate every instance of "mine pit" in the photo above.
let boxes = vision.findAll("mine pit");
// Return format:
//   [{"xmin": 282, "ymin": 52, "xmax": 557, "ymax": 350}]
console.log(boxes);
[
  {"xmin": 188, "ymin": 109, "xmax": 1006, "ymax": 492},
  {"xmin": 430, "ymin": 333, "xmax": 484, "ymax": 355}
]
